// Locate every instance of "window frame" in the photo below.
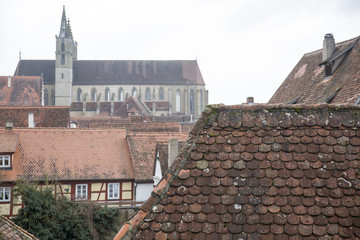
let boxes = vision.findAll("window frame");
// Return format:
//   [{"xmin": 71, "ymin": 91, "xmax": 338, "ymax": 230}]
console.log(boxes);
[
  {"xmin": 159, "ymin": 87, "xmax": 164, "ymax": 100},
  {"xmin": 107, "ymin": 183, "xmax": 120, "ymax": 200},
  {"xmin": 0, "ymin": 187, "xmax": 11, "ymax": 202},
  {"xmin": 0, "ymin": 155, "xmax": 11, "ymax": 168},
  {"xmin": 75, "ymin": 184, "xmax": 88, "ymax": 200}
]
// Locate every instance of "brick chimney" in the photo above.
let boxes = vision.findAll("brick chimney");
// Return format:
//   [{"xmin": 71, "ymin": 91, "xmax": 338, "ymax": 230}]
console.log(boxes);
[{"xmin": 323, "ymin": 33, "xmax": 335, "ymax": 61}]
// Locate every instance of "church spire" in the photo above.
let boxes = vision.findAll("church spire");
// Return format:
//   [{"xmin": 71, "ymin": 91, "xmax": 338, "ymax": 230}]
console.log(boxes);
[
  {"xmin": 59, "ymin": 5, "xmax": 67, "ymax": 38},
  {"xmin": 66, "ymin": 19, "xmax": 73, "ymax": 39}
]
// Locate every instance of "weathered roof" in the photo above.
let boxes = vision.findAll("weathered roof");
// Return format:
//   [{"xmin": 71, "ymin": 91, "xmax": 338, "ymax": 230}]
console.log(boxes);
[
  {"xmin": 14, "ymin": 60, "xmax": 205, "ymax": 86},
  {"xmin": 115, "ymin": 104, "xmax": 360, "ymax": 239},
  {"xmin": 0, "ymin": 76, "xmax": 41, "ymax": 106},
  {"xmin": 114, "ymin": 96, "xmax": 152, "ymax": 118},
  {"xmin": 126, "ymin": 132, "xmax": 189, "ymax": 182},
  {"xmin": 0, "ymin": 106, "xmax": 69, "ymax": 128},
  {"xmin": 0, "ymin": 215, "xmax": 38, "ymax": 240},
  {"xmin": 0, "ymin": 132, "xmax": 17, "ymax": 153},
  {"xmin": 0, "ymin": 128, "xmax": 133, "ymax": 182},
  {"xmin": 269, "ymin": 36, "xmax": 360, "ymax": 104}
]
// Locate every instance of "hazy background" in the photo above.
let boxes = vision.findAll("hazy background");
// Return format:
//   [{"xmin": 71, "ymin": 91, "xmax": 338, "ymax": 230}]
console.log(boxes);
[{"xmin": 1, "ymin": 0, "xmax": 360, "ymax": 105}]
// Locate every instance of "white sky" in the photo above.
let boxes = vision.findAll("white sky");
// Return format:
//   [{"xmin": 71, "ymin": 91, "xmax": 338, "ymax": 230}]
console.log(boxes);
[{"xmin": 1, "ymin": 0, "xmax": 360, "ymax": 105}]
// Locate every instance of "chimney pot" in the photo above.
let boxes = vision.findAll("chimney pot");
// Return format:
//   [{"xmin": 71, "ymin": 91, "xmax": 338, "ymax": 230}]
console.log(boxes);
[
  {"xmin": 323, "ymin": 33, "xmax": 335, "ymax": 61},
  {"xmin": 247, "ymin": 97, "xmax": 254, "ymax": 105},
  {"xmin": 5, "ymin": 122, "xmax": 13, "ymax": 130}
]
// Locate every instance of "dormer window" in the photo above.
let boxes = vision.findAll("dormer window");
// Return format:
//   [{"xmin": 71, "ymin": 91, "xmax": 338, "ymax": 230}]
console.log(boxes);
[{"xmin": 0, "ymin": 155, "xmax": 10, "ymax": 168}]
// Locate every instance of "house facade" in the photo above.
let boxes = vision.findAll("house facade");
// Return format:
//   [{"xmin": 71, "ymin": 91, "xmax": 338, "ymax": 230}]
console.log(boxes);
[
  {"xmin": 0, "ymin": 128, "xmax": 134, "ymax": 217},
  {"xmin": 14, "ymin": 6, "xmax": 208, "ymax": 117}
]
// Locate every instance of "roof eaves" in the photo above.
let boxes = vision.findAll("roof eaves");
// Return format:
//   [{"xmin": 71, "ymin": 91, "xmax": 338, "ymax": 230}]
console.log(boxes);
[{"xmin": 113, "ymin": 105, "xmax": 214, "ymax": 240}]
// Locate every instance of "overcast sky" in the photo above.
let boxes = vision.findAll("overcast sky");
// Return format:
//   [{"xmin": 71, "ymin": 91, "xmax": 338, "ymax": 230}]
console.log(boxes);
[{"xmin": 1, "ymin": 0, "xmax": 360, "ymax": 105}]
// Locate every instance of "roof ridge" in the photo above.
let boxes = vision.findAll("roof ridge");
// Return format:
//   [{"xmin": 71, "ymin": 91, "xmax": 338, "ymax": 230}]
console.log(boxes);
[{"xmin": 304, "ymin": 35, "xmax": 360, "ymax": 56}]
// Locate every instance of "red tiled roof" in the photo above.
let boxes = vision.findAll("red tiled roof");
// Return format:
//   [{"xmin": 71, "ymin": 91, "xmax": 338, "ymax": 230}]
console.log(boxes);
[
  {"xmin": 0, "ymin": 128, "xmax": 133, "ymax": 182},
  {"xmin": 0, "ymin": 215, "xmax": 38, "ymax": 240},
  {"xmin": 0, "ymin": 76, "xmax": 41, "ymax": 106},
  {"xmin": 127, "ymin": 132, "xmax": 189, "ymax": 181},
  {"xmin": 15, "ymin": 60, "xmax": 205, "ymax": 86},
  {"xmin": 115, "ymin": 104, "xmax": 360, "ymax": 239},
  {"xmin": 269, "ymin": 36, "xmax": 360, "ymax": 104},
  {"xmin": 0, "ymin": 106, "xmax": 69, "ymax": 128}
]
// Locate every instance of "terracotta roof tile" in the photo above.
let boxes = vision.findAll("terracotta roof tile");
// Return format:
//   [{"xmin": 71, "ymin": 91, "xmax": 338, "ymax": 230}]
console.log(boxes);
[
  {"xmin": 0, "ymin": 215, "xmax": 38, "ymax": 239},
  {"xmin": 0, "ymin": 76, "xmax": 41, "ymax": 106},
  {"xmin": 269, "ymin": 36, "xmax": 360, "ymax": 105},
  {"xmin": 114, "ymin": 104, "xmax": 360, "ymax": 239},
  {"xmin": 0, "ymin": 128, "xmax": 133, "ymax": 182}
]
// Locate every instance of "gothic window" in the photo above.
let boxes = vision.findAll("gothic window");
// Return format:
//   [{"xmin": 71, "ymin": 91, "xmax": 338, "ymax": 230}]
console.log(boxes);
[
  {"xmin": 159, "ymin": 87, "xmax": 164, "ymax": 100},
  {"xmin": 44, "ymin": 89, "xmax": 49, "ymax": 106},
  {"xmin": 132, "ymin": 88, "xmax": 137, "ymax": 98},
  {"xmin": 77, "ymin": 88, "xmax": 82, "ymax": 102},
  {"xmin": 118, "ymin": 88, "xmax": 124, "ymax": 101},
  {"xmin": 91, "ymin": 88, "xmax": 97, "ymax": 102},
  {"xmin": 200, "ymin": 89, "xmax": 203, "ymax": 112},
  {"xmin": 105, "ymin": 88, "xmax": 110, "ymax": 101},
  {"xmin": 61, "ymin": 55, "xmax": 65, "ymax": 65},
  {"xmin": 176, "ymin": 90, "xmax": 181, "ymax": 112},
  {"xmin": 145, "ymin": 87, "xmax": 151, "ymax": 101},
  {"xmin": 61, "ymin": 42, "xmax": 65, "ymax": 52},
  {"xmin": 190, "ymin": 89, "xmax": 195, "ymax": 115},
  {"xmin": 51, "ymin": 89, "xmax": 55, "ymax": 105}
]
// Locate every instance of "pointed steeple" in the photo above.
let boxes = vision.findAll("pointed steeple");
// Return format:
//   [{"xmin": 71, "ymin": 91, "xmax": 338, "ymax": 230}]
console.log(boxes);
[
  {"xmin": 59, "ymin": 5, "xmax": 67, "ymax": 38},
  {"xmin": 66, "ymin": 19, "xmax": 73, "ymax": 39}
]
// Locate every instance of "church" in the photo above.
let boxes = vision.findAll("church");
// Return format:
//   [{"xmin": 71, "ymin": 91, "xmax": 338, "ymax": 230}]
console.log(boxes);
[{"xmin": 14, "ymin": 6, "xmax": 208, "ymax": 117}]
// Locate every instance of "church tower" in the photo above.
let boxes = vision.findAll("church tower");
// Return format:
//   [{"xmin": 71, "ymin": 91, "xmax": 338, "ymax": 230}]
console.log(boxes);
[{"xmin": 55, "ymin": 6, "xmax": 77, "ymax": 106}]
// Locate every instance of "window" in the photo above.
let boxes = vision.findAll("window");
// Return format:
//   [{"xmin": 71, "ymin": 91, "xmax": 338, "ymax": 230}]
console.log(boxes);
[
  {"xmin": 132, "ymin": 88, "xmax": 137, "ymax": 98},
  {"xmin": 91, "ymin": 88, "xmax": 97, "ymax": 102},
  {"xmin": 61, "ymin": 55, "xmax": 65, "ymax": 65},
  {"xmin": 0, "ymin": 187, "xmax": 10, "ymax": 202},
  {"xmin": 0, "ymin": 155, "xmax": 10, "ymax": 168},
  {"xmin": 159, "ymin": 87, "xmax": 164, "ymax": 100},
  {"xmin": 176, "ymin": 90, "xmax": 181, "ymax": 112},
  {"xmin": 77, "ymin": 88, "xmax": 82, "ymax": 102},
  {"xmin": 108, "ymin": 183, "xmax": 120, "ymax": 200},
  {"xmin": 118, "ymin": 88, "xmax": 124, "ymax": 101},
  {"xmin": 190, "ymin": 89, "xmax": 195, "ymax": 115},
  {"xmin": 75, "ymin": 184, "xmax": 87, "ymax": 200},
  {"xmin": 105, "ymin": 88, "xmax": 110, "ymax": 101},
  {"xmin": 61, "ymin": 42, "xmax": 65, "ymax": 52},
  {"xmin": 145, "ymin": 88, "xmax": 151, "ymax": 101}
]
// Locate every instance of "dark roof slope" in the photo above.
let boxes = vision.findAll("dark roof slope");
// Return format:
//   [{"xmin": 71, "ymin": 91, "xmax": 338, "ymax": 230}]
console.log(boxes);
[
  {"xmin": 14, "ymin": 60, "xmax": 55, "ymax": 85},
  {"xmin": 269, "ymin": 36, "xmax": 360, "ymax": 104},
  {"xmin": 14, "ymin": 60, "xmax": 205, "ymax": 86},
  {"xmin": 115, "ymin": 104, "xmax": 360, "ymax": 240}
]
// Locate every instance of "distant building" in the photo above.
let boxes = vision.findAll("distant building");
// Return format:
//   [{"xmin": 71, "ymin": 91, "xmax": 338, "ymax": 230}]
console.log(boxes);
[
  {"xmin": 269, "ymin": 34, "xmax": 360, "ymax": 104},
  {"xmin": 14, "ymin": 6, "xmax": 208, "ymax": 117}
]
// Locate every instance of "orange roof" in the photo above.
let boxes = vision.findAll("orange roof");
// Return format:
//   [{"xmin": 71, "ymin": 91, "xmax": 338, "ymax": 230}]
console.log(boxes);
[
  {"xmin": 127, "ymin": 132, "xmax": 189, "ymax": 181},
  {"xmin": 0, "ymin": 131, "xmax": 17, "ymax": 152},
  {"xmin": 0, "ymin": 76, "xmax": 41, "ymax": 106},
  {"xmin": 0, "ymin": 128, "xmax": 133, "ymax": 182}
]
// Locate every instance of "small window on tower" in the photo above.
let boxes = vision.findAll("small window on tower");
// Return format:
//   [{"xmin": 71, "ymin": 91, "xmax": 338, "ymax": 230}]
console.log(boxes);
[
  {"xmin": 61, "ymin": 73, "xmax": 64, "ymax": 79},
  {"xmin": 61, "ymin": 55, "xmax": 65, "ymax": 65}
]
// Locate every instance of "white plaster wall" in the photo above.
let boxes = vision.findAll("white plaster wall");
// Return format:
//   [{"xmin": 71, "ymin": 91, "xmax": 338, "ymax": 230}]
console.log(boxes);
[{"xmin": 135, "ymin": 183, "xmax": 153, "ymax": 202}]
